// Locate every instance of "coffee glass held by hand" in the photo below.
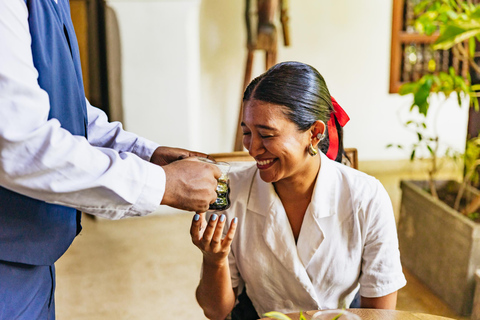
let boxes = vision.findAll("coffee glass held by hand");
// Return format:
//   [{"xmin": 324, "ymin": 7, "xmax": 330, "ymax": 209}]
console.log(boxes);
[{"xmin": 196, "ymin": 157, "xmax": 231, "ymax": 211}]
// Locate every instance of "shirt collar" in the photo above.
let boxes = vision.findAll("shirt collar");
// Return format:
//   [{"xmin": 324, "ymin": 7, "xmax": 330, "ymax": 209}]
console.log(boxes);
[
  {"xmin": 247, "ymin": 151, "xmax": 338, "ymax": 220},
  {"xmin": 308, "ymin": 151, "xmax": 339, "ymax": 219}
]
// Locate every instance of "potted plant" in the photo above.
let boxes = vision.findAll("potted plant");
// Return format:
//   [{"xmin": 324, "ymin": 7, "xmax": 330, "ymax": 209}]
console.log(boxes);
[{"xmin": 392, "ymin": 0, "xmax": 480, "ymax": 316}]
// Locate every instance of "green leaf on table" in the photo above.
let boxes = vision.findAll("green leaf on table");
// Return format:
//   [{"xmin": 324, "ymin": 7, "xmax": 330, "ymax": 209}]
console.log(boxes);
[{"xmin": 263, "ymin": 312, "xmax": 292, "ymax": 320}]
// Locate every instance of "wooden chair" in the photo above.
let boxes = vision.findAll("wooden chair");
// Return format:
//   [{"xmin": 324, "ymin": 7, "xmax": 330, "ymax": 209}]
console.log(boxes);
[
  {"xmin": 210, "ymin": 148, "xmax": 358, "ymax": 169},
  {"xmin": 344, "ymin": 148, "xmax": 358, "ymax": 170}
]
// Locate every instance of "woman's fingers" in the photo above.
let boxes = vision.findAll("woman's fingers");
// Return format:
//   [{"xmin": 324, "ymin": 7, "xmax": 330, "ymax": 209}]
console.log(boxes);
[
  {"xmin": 218, "ymin": 217, "xmax": 237, "ymax": 252},
  {"xmin": 210, "ymin": 214, "xmax": 227, "ymax": 247},
  {"xmin": 222, "ymin": 217, "xmax": 238, "ymax": 249},
  {"xmin": 190, "ymin": 212, "xmax": 207, "ymax": 243},
  {"xmin": 200, "ymin": 213, "xmax": 219, "ymax": 247},
  {"xmin": 191, "ymin": 212, "xmax": 238, "ymax": 254}
]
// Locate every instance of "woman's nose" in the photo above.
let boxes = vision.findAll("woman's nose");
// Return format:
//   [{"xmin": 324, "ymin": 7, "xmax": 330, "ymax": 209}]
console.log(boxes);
[{"xmin": 248, "ymin": 135, "xmax": 264, "ymax": 158}]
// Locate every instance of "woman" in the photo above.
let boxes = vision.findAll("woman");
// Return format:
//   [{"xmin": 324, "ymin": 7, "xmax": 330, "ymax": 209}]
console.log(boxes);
[{"xmin": 190, "ymin": 61, "xmax": 406, "ymax": 319}]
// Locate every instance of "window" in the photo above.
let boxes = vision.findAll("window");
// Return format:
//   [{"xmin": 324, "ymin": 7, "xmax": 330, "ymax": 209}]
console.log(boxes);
[{"xmin": 389, "ymin": 0, "xmax": 469, "ymax": 93}]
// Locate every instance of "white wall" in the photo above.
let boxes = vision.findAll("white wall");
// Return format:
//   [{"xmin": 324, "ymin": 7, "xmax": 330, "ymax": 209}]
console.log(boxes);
[
  {"xmin": 107, "ymin": 0, "xmax": 202, "ymax": 150},
  {"xmin": 108, "ymin": 0, "xmax": 470, "ymax": 161}
]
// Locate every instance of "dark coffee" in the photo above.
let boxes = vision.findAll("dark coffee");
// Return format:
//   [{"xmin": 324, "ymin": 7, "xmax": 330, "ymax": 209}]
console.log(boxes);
[
  {"xmin": 195, "ymin": 157, "xmax": 231, "ymax": 211},
  {"xmin": 209, "ymin": 178, "xmax": 230, "ymax": 211}
]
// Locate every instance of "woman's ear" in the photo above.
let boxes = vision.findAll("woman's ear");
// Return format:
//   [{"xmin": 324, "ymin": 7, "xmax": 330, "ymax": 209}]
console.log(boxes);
[{"xmin": 310, "ymin": 120, "xmax": 326, "ymax": 146}]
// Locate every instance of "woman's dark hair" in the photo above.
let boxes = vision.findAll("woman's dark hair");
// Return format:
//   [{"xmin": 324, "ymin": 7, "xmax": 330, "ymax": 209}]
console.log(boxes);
[{"xmin": 243, "ymin": 61, "xmax": 344, "ymax": 162}]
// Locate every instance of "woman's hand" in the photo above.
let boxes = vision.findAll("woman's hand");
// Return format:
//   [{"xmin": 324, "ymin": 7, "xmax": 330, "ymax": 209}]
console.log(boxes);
[
  {"xmin": 190, "ymin": 212, "xmax": 238, "ymax": 265},
  {"xmin": 192, "ymin": 213, "xmax": 238, "ymax": 319}
]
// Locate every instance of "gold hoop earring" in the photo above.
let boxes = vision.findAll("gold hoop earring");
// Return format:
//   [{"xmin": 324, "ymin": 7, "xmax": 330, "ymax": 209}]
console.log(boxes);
[{"xmin": 308, "ymin": 143, "xmax": 318, "ymax": 156}]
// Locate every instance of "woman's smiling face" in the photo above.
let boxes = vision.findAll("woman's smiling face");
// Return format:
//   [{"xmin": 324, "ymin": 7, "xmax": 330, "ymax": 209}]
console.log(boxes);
[{"xmin": 241, "ymin": 99, "xmax": 315, "ymax": 184}]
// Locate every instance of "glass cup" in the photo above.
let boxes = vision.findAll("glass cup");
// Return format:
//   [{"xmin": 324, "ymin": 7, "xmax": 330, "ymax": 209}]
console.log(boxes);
[
  {"xmin": 311, "ymin": 310, "xmax": 361, "ymax": 320},
  {"xmin": 196, "ymin": 157, "xmax": 231, "ymax": 211}
]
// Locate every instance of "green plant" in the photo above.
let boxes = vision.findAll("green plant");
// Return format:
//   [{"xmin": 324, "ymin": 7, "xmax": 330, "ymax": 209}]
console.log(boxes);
[
  {"xmin": 390, "ymin": 0, "xmax": 480, "ymax": 220},
  {"xmin": 455, "ymin": 136, "xmax": 480, "ymax": 215},
  {"xmin": 414, "ymin": 0, "xmax": 480, "ymax": 79},
  {"xmin": 392, "ymin": 67, "xmax": 467, "ymax": 198}
]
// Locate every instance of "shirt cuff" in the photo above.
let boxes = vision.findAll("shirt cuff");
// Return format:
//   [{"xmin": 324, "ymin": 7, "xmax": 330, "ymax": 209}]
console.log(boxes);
[
  {"xmin": 359, "ymin": 275, "xmax": 407, "ymax": 298},
  {"xmin": 124, "ymin": 161, "xmax": 166, "ymax": 217}
]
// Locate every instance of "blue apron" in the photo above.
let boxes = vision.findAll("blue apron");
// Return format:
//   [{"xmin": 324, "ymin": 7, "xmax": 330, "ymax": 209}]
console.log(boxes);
[{"xmin": 0, "ymin": 0, "xmax": 88, "ymax": 317}]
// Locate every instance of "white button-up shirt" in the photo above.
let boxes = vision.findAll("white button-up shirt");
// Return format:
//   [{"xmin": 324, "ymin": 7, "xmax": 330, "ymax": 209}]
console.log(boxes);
[
  {"xmin": 0, "ymin": 0, "xmax": 165, "ymax": 219},
  {"xmin": 223, "ymin": 152, "xmax": 406, "ymax": 315}
]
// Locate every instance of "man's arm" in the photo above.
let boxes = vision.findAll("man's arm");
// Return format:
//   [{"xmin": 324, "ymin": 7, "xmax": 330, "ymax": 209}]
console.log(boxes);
[
  {"xmin": 0, "ymin": 0, "xmax": 217, "ymax": 217},
  {"xmin": 87, "ymin": 100, "xmax": 213, "ymax": 165}
]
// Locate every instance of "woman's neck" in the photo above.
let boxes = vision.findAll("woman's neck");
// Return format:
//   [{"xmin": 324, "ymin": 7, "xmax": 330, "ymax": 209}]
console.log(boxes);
[
  {"xmin": 273, "ymin": 155, "xmax": 321, "ymax": 242},
  {"xmin": 273, "ymin": 155, "xmax": 321, "ymax": 202}
]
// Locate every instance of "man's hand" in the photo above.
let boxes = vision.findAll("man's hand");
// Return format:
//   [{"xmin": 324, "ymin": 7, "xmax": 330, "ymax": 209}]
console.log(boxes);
[
  {"xmin": 150, "ymin": 146, "xmax": 212, "ymax": 166},
  {"xmin": 161, "ymin": 157, "xmax": 221, "ymax": 213}
]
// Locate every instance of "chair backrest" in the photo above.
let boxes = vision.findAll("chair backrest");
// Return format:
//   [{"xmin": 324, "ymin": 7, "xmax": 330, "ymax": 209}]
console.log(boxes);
[
  {"xmin": 344, "ymin": 148, "xmax": 358, "ymax": 169},
  {"xmin": 209, "ymin": 151, "xmax": 254, "ymax": 163},
  {"xmin": 210, "ymin": 148, "xmax": 358, "ymax": 169}
]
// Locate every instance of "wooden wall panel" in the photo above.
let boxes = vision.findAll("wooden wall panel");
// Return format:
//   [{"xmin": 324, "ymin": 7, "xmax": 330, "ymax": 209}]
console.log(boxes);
[{"xmin": 70, "ymin": 0, "xmax": 90, "ymax": 99}]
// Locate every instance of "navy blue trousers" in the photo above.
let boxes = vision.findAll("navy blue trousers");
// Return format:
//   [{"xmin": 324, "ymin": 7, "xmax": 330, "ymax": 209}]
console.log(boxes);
[{"xmin": 0, "ymin": 260, "xmax": 55, "ymax": 319}]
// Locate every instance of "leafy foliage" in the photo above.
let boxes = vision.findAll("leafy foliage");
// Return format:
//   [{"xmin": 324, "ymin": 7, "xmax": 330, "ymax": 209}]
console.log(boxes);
[
  {"xmin": 391, "ymin": 0, "xmax": 480, "ymax": 208},
  {"xmin": 413, "ymin": 0, "xmax": 480, "ymax": 52},
  {"xmin": 454, "ymin": 136, "xmax": 480, "ymax": 214},
  {"xmin": 398, "ymin": 67, "xmax": 473, "ymax": 116},
  {"xmin": 464, "ymin": 136, "xmax": 480, "ymax": 186}
]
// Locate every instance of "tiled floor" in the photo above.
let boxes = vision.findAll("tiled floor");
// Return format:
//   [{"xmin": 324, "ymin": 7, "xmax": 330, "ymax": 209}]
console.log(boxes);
[{"xmin": 54, "ymin": 159, "xmax": 470, "ymax": 319}]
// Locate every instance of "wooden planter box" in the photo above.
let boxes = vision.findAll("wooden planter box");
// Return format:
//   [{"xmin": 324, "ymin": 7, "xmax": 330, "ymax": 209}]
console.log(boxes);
[
  {"xmin": 398, "ymin": 180, "xmax": 480, "ymax": 316},
  {"xmin": 473, "ymin": 269, "xmax": 480, "ymax": 320}
]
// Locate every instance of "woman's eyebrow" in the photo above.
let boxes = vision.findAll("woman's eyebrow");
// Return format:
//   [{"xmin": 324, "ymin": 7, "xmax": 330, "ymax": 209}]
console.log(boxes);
[
  {"xmin": 255, "ymin": 124, "xmax": 276, "ymax": 130},
  {"xmin": 241, "ymin": 122, "xmax": 276, "ymax": 131}
]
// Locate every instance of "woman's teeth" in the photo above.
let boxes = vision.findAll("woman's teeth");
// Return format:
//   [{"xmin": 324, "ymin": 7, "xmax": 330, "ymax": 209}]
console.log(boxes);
[{"xmin": 257, "ymin": 159, "xmax": 274, "ymax": 166}]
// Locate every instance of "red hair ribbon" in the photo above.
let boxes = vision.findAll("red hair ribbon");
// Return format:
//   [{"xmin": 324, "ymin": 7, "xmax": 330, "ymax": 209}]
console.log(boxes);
[{"xmin": 326, "ymin": 97, "xmax": 350, "ymax": 160}]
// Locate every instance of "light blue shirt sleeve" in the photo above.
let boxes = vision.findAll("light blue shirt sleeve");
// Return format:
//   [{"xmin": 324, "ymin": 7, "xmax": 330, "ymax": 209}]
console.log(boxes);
[{"xmin": 0, "ymin": 0, "xmax": 165, "ymax": 219}]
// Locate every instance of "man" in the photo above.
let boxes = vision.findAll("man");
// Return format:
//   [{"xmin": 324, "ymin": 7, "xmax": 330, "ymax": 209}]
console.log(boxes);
[{"xmin": 0, "ymin": 0, "xmax": 220, "ymax": 318}]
